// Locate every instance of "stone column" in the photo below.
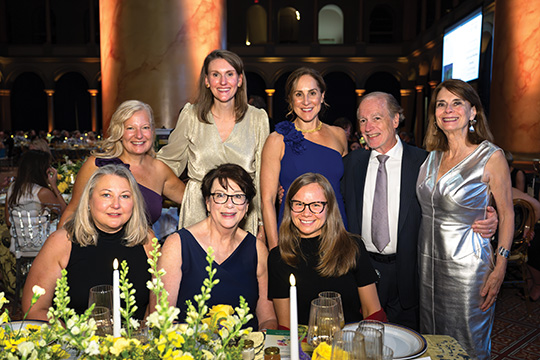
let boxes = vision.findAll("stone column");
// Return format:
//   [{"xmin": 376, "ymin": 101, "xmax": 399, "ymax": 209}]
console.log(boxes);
[
  {"xmin": 265, "ymin": 89, "xmax": 275, "ymax": 119},
  {"xmin": 414, "ymin": 85, "xmax": 425, "ymax": 146},
  {"xmin": 44, "ymin": 90, "xmax": 55, "ymax": 132},
  {"xmin": 400, "ymin": 89, "xmax": 414, "ymax": 132},
  {"xmin": 355, "ymin": 89, "xmax": 366, "ymax": 110},
  {"xmin": 489, "ymin": 0, "xmax": 540, "ymax": 155},
  {"xmin": 100, "ymin": 0, "xmax": 226, "ymax": 131},
  {"xmin": 88, "ymin": 89, "xmax": 99, "ymax": 132},
  {"xmin": 0, "ymin": 90, "xmax": 11, "ymax": 131}
]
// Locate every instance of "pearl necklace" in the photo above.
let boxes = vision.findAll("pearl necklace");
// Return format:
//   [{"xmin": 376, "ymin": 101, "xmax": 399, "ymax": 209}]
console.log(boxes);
[{"xmin": 295, "ymin": 121, "xmax": 323, "ymax": 133}]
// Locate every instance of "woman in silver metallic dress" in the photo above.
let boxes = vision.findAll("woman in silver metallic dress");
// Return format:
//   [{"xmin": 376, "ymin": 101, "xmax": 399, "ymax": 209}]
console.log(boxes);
[{"xmin": 416, "ymin": 79, "xmax": 513, "ymax": 360}]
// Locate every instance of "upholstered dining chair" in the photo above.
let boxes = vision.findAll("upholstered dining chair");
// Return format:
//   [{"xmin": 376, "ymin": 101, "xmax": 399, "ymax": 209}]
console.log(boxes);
[
  {"xmin": 505, "ymin": 198, "xmax": 537, "ymax": 316},
  {"xmin": 9, "ymin": 204, "xmax": 53, "ymax": 301}
]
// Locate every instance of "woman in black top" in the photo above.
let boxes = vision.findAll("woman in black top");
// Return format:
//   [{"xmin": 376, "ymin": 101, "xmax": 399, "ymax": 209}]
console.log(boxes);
[
  {"xmin": 22, "ymin": 164, "xmax": 153, "ymax": 321},
  {"xmin": 268, "ymin": 173, "xmax": 385, "ymax": 327}
]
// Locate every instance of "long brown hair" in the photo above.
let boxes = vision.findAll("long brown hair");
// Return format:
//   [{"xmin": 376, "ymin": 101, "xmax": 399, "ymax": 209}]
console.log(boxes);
[
  {"xmin": 279, "ymin": 173, "xmax": 359, "ymax": 277},
  {"xmin": 424, "ymin": 79, "xmax": 494, "ymax": 151},
  {"xmin": 8, "ymin": 150, "xmax": 52, "ymax": 208},
  {"xmin": 196, "ymin": 49, "xmax": 248, "ymax": 124}
]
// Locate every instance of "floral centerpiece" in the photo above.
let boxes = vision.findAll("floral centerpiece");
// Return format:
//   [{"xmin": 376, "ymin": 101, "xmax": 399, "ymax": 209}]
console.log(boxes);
[
  {"xmin": 55, "ymin": 156, "xmax": 84, "ymax": 194},
  {"xmin": 0, "ymin": 238, "xmax": 253, "ymax": 359}
]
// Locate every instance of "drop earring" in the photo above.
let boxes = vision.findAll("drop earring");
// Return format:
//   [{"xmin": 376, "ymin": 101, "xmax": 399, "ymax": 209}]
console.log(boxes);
[{"xmin": 469, "ymin": 119, "xmax": 477, "ymax": 133}]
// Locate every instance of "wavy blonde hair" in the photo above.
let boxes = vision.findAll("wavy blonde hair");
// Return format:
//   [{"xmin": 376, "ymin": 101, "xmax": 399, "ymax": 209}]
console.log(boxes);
[
  {"xmin": 93, "ymin": 100, "xmax": 155, "ymax": 158},
  {"xmin": 278, "ymin": 173, "xmax": 359, "ymax": 277},
  {"xmin": 64, "ymin": 164, "xmax": 148, "ymax": 247}
]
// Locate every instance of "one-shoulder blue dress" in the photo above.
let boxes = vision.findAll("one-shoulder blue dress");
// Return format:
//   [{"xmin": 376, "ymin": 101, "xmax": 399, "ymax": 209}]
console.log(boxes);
[{"xmin": 276, "ymin": 121, "xmax": 347, "ymax": 228}]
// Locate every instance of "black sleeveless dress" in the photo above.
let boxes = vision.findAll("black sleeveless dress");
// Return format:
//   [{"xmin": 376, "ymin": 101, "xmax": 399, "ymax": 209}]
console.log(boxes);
[{"xmin": 66, "ymin": 227, "xmax": 150, "ymax": 319}]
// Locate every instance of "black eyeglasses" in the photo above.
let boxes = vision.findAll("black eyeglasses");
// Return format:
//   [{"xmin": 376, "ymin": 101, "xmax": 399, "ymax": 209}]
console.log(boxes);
[
  {"xmin": 210, "ymin": 192, "xmax": 247, "ymax": 205},
  {"xmin": 290, "ymin": 200, "xmax": 327, "ymax": 214}
]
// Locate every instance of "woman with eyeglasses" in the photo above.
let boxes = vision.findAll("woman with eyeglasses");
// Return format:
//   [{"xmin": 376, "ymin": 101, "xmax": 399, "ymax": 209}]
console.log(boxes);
[
  {"xmin": 268, "ymin": 173, "xmax": 385, "ymax": 327},
  {"xmin": 154, "ymin": 163, "xmax": 277, "ymax": 331}
]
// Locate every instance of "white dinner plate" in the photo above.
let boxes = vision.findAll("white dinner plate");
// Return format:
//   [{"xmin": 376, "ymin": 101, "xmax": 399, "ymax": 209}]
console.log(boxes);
[{"xmin": 343, "ymin": 322, "xmax": 427, "ymax": 359}]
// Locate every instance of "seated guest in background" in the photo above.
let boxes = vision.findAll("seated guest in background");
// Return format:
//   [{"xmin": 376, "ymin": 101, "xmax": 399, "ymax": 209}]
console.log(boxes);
[
  {"xmin": 29, "ymin": 138, "xmax": 52, "ymax": 155},
  {"xmin": 268, "ymin": 173, "xmax": 385, "ymax": 327},
  {"xmin": 22, "ymin": 164, "xmax": 152, "ymax": 321},
  {"xmin": 154, "ymin": 164, "xmax": 277, "ymax": 330},
  {"xmin": 59, "ymin": 100, "xmax": 185, "ymax": 227},
  {"xmin": 5, "ymin": 150, "xmax": 67, "ymax": 228}
]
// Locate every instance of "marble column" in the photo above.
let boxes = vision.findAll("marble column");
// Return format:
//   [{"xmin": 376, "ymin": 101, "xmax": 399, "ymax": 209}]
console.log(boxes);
[
  {"xmin": 0, "ymin": 90, "xmax": 11, "ymax": 131},
  {"xmin": 44, "ymin": 90, "xmax": 55, "ymax": 133},
  {"xmin": 100, "ymin": 0, "xmax": 226, "ymax": 131},
  {"xmin": 489, "ymin": 0, "xmax": 540, "ymax": 155}
]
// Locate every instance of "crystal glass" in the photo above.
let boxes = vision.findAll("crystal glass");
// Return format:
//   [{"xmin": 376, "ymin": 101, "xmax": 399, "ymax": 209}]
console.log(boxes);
[
  {"xmin": 307, "ymin": 297, "xmax": 341, "ymax": 349},
  {"xmin": 356, "ymin": 327, "xmax": 383, "ymax": 360},
  {"xmin": 90, "ymin": 306, "xmax": 113, "ymax": 336},
  {"xmin": 357, "ymin": 319, "xmax": 385, "ymax": 340},
  {"xmin": 382, "ymin": 345, "xmax": 394, "ymax": 360},
  {"xmin": 319, "ymin": 291, "xmax": 345, "ymax": 328},
  {"xmin": 88, "ymin": 284, "xmax": 113, "ymax": 311},
  {"xmin": 331, "ymin": 330, "xmax": 366, "ymax": 360}
]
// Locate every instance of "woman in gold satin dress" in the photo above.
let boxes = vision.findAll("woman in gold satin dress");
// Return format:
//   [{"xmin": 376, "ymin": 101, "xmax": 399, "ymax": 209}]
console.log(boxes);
[
  {"xmin": 416, "ymin": 79, "xmax": 513, "ymax": 360},
  {"xmin": 157, "ymin": 50, "xmax": 269, "ymax": 237}
]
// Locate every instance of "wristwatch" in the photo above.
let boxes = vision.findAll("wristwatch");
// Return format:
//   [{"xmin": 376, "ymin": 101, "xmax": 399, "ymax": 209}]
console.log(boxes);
[{"xmin": 498, "ymin": 246, "xmax": 510, "ymax": 259}]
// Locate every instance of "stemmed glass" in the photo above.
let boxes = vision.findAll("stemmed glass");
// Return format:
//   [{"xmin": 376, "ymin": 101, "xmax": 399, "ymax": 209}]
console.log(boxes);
[
  {"xmin": 331, "ymin": 330, "xmax": 366, "ymax": 360},
  {"xmin": 88, "ymin": 284, "xmax": 113, "ymax": 311},
  {"xmin": 318, "ymin": 291, "xmax": 345, "ymax": 329},
  {"xmin": 307, "ymin": 297, "xmax": 341, "ymax": 349}
]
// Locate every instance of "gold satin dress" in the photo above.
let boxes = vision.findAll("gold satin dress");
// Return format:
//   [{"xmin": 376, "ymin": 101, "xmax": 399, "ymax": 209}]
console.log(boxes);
[
  {"xmin": 156, "ymin": 103, "xmax": 269, "ymax": 235},
  {"xmin": 416, "ymin": 141, "xmax": 500, "ymax": 360}
]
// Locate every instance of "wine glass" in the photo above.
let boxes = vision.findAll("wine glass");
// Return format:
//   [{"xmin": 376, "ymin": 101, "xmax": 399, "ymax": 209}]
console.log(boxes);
[
  {"xmin": 319, "ymin": 291, "xmax": 345, "ymax": 328},
  {"xmin": 88, "ymin": 284, "xmax": 113, "ymax": 311},
  {"xmin": 331, "ymin": 330, "xmax": 366, "ymax": 360},
  {"xmin": 307, "ymin": 298, "xmax": 341, "ymax": 349},
  {"xmin": 90, "ymin": 306, "xmax": 113, "ymax": 336}
]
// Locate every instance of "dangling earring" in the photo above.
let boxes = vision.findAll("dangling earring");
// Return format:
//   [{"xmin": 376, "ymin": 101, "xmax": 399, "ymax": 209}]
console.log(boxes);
[{"xmin": 469, "ymin": 119, "xmax": 477, "ymax": 133}]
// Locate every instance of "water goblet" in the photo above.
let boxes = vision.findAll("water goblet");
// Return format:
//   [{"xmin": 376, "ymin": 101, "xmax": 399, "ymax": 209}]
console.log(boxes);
[
  {"xmin": 319, "ymin": 291, "xmax": 345, "ymax": 328},
  {"xmin": 307, "ymin": 297, "xmax": 341, "ymax": 349},
  {"xmin": 331, "ymin": 330, "xmax": 366, "ymax": 360}
]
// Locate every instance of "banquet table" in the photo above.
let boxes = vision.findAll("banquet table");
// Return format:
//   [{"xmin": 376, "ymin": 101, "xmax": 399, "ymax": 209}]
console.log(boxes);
[{"xmin": 250, "ymin": 333, "xmax": 469, "ymax": 360}]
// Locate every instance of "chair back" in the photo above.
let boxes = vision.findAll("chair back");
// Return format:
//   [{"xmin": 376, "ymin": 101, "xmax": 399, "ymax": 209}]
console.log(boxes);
[
  {"xmin": 513, "ymin": 198, "xmax": 536, "ymax": 249},
  {"xmin": 9, "ymin": 203, "xmax": 52, "ymax": 258}
]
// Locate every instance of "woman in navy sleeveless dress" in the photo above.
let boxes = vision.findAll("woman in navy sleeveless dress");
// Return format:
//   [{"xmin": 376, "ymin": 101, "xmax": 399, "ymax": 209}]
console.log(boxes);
[
  {"xmin": 261, "ymin": 68, "xmax": 348, "ymax": 249},
  {"xmin": 59, "ymin": 100, "xmax": 185, "ymax": 227},
  {"xmin": 154, "ymin": 164, "xmax": 277, "ymax": 331}
]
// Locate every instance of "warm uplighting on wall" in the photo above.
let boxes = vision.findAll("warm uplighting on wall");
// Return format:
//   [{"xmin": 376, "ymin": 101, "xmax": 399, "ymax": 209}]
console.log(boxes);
[
  {"xmin": 246, "ymin": 40, "xmax": 251, "ymax": 46},
  {"xmin": 296, "ymin": 11, "xmax": 300, "ymax": 20}
]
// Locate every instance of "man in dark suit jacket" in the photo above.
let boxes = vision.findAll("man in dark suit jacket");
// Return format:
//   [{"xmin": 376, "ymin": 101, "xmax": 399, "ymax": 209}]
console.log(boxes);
[{"xmin": 342, "ymin": 92, "xmax": 496, "ymax": 330}]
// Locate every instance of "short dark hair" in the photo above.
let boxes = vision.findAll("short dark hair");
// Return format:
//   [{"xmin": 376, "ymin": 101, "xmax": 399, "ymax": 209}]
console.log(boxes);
[{"xmin": 201, "ymin": 163, "xmax": 256, "ymax": 203}]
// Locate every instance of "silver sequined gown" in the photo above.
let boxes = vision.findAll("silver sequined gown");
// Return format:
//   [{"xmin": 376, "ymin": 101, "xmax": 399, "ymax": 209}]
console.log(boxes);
[{"xmin": 416, "ymin": 141, "xmax": 500, "ymax": 360}]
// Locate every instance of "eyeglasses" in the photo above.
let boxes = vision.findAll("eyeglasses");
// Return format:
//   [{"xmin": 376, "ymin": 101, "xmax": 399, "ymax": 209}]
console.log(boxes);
[
  {"xmin": 210, "ymin": 192, "xmax": 247, "ymax": 205},
  {"xmin": 290, "ymin": 200, "xmax": 327, "ymax": 214}
]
